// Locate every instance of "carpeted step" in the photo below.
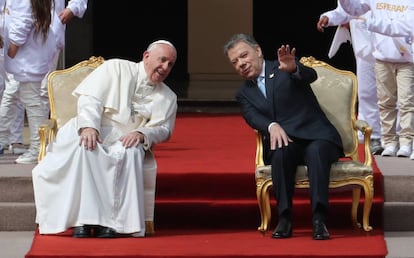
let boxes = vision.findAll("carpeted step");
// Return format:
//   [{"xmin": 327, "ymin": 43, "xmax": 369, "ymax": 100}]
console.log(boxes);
[
  {"xmin": 155, "ymin": 172, "xmax": 256, "ymax": 200},
  {"xmin": 153, "ymin": 197, "xmax": 384, "ymax": 231},
  {"xmin": 19, "ymin": 113, "xmax": 389, "ymax": 257},
  {"xmin": 154, "ymin": 169, "xmax": 384, "ymax": 231}
]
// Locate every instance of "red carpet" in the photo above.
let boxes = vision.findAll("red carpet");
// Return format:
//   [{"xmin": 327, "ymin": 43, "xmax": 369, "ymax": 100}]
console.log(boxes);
[{"xmin": 25, "ymin": 113, "xmax": 387, "ymax": 258}]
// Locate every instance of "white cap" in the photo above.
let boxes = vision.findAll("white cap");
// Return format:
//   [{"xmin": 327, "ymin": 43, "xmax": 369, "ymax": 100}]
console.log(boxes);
[{"xmin": 147, "ymin": 40, "xmax": 176, "ymax": 51}]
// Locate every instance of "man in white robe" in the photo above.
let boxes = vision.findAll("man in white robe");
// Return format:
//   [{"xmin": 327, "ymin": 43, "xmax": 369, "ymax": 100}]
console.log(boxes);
[{"xmin": 32, "ymin": 40, "xmax": 178, "ymax": 238}]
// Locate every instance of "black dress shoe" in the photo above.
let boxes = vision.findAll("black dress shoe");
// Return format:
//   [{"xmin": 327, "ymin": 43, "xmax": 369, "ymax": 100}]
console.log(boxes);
[
  {"xmin": 271, "ymin": 219, "xmax": 292, "ymax": 238},
  {"xmin": 93, "ymin": 226, "xmax": 117, "ymax": 238},
  {"xmin": 72, "ymin": 226, "xmax": 92, "ymax": 238},
  {"xmin": 312, "ymin": 219, "xmax": 330, "ymax": 240}
]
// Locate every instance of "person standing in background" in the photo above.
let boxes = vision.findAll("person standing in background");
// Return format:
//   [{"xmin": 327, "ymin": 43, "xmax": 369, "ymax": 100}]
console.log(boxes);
[
  {"xmin": 0, "ymin": 0, "xmax": 88, "ymax": 157},
  {"xmin": 40, "ymin": 0, "xmax": 88, "ymax": 115},
  {"xmin": 317, "ymin": 1, "xmax": 383, "ymax": 155},
  {"xmin": 0, "ymin": 0, "xmax": 26, "ymax": 156},
  {"xmin": 0, "ymin": 0, "xmax": 59, "ymax": 164},
  {"xmin": 339, "ymin": 0, "xmax": 414, "ymax": 159},
  {"xmin": 342, "ymin": 1, "xmax": 414, "ymax": 160}
]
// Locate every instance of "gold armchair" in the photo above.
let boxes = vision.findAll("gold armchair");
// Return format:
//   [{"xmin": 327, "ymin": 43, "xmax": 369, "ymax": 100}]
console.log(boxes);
[
  {"xmin": 38, "ymin": 56, "xmax": 105, "ymax": 161},
  {"xmin": 255, "ymin": 56, "xmax": 374, "ymax": 234},
  {"xmin": 37, "ymin": 56, "xmax": 155, "ymax": 235}
]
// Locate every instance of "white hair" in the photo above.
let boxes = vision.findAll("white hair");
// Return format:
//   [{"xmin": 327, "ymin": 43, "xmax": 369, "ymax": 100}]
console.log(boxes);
[{"xmin": 146, "ymin": 40, "xmax": 176, "ymax": 52}]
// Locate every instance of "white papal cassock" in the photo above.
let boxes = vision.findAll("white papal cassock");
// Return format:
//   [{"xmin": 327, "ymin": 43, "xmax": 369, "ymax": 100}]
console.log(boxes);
[{"xmin": 32, "ymin": 59, "xmax": 177, "ymax": 237}]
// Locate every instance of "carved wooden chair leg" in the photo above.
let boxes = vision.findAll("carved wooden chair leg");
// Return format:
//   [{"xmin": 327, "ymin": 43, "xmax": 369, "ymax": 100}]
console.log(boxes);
[{"xmin": 351, "ymin": 187, "xmax": 362, "ymax": 229}]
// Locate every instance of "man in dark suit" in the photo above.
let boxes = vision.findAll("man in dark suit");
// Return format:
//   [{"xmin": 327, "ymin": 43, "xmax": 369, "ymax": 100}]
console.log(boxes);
[{"xmin": 223, "ymin": 33, "xmax": 344, "ymax": 240}]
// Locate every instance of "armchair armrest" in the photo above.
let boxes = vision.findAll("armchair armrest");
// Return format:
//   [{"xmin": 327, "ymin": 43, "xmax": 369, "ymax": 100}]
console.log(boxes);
[
  {"xmin": 38, "ymin": 118, "xmax": 57, "ymax": 161},
  {"xmin": 254, "ymin": 130, "xmax": 265, "ymax": 167},
  {"xmin": 354, "ymin": 119, "xmax": 372, "ymax": 167}
]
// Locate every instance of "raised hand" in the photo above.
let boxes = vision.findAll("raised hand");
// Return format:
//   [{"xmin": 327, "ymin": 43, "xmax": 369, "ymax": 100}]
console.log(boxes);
[{"xmin": 277, "ymin": 45, "xmax": 297, "ymax": 73}]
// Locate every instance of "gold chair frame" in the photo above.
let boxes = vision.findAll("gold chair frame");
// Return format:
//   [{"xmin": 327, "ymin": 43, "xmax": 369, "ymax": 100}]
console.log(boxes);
[
  {"xmin": 38, "ymin": 56, "xmax": 105, "ymax": 161},
  {"xmin": 255, "ymin": 56, "xmax": 374, "ymax": 234}
]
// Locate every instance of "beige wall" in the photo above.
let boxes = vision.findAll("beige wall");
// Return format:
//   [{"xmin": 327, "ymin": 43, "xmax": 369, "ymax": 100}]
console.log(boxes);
[{"xmin": 187, "ymin": 0, "xmax": 252, "ymax": 100}]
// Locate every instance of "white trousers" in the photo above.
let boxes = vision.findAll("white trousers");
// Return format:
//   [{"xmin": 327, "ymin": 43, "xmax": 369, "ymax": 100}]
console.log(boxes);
[
  {"xmin": 356, "ymin": 57, "xmax": 382, "ymax": 140},
  {"xmin": 0, "ymin": 73, "xmax": 49, "ymax": 153},
  {"xmin": 0, "ymin": 73, "xmax": 26, "ymax": 146}
]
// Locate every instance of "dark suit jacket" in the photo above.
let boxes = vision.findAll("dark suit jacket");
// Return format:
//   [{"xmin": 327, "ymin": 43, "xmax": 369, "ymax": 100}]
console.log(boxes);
[{"xmin": 235, "ymin": 59, "xmax": 343, "ymax": 163}]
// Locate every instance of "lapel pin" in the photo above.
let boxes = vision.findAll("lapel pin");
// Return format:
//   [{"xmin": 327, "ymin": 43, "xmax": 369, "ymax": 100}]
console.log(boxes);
[{"xmin": 269, "ymin": 73, "xmax": 274, "ymax": 78}]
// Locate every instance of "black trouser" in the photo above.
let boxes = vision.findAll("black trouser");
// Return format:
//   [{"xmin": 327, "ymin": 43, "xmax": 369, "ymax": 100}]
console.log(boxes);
[{"xmin": 269, "ymin": 138, "xmax": 342, "ymax": 221}]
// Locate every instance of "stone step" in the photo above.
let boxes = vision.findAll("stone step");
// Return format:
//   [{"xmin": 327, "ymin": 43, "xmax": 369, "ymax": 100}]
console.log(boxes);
[
  {"xmin": 383, "ymin": 202, "xmax": 414, "ymax": 231},
  {"xmin": 0, "ymin": 203, "xmax": 36, "ymax": 231},
  {"xmin": 383, "ymin": 175, "xmax": 414, "ymax": 202},
  {"xmin": 0, "ymin": 177, "xmax": 34, "ymax": 203}
]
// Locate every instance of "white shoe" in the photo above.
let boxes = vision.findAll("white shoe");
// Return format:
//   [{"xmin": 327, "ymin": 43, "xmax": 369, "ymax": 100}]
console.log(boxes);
[
  {"xmin": 15, "ymin": 150, "xmax": 38, "ymax": 164},
  {"xmin": 9, "ymin": 143, "xmax": 28, "ymax": 155},
  {"xmin": 397, "ymin": 145, "xmax": 412, "ymax": 157},
  {"xmin": 381, "ymin": 145, "xmax": 397, "ymax": 157}
]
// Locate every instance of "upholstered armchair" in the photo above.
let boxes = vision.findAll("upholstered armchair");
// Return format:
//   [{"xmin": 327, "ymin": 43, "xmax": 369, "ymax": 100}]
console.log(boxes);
[
  {"xmin": 38, "ymin": 56, "xmax": 105, "ymax": 161},
  {"xmin": 37, "ymin": 56, "xmax": 156, "ymax": 235},
  {"xmin": 255, "ymin": 56, "xmax": 374, "ymax": 234}
]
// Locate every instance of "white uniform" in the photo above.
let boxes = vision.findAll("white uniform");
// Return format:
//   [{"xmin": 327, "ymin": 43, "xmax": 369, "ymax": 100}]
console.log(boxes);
[
  {"xmin": 321, "ymin": 2, "xmax": 381, "ymax": 141},
  {"xmin": 32, "ymin": 60, "xmax": 177, "ymax": 236},
  {"xmin": 41, "ymin": 0, "xmax": 88, "ymax": 112},
  {"xmin": 0, "ymin": 0, "xmax": 60, "ymax": 163},
  {"xmin": 340, "ymin": 0, "xmax": 414, "ymax": 155},
  {"xmin": 364, "ymin": 4, "xmax": 414, "ymax": 58},
  {"xmin": 0, "ymin": 0, "xmax": 25, "ymax": 148}
]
